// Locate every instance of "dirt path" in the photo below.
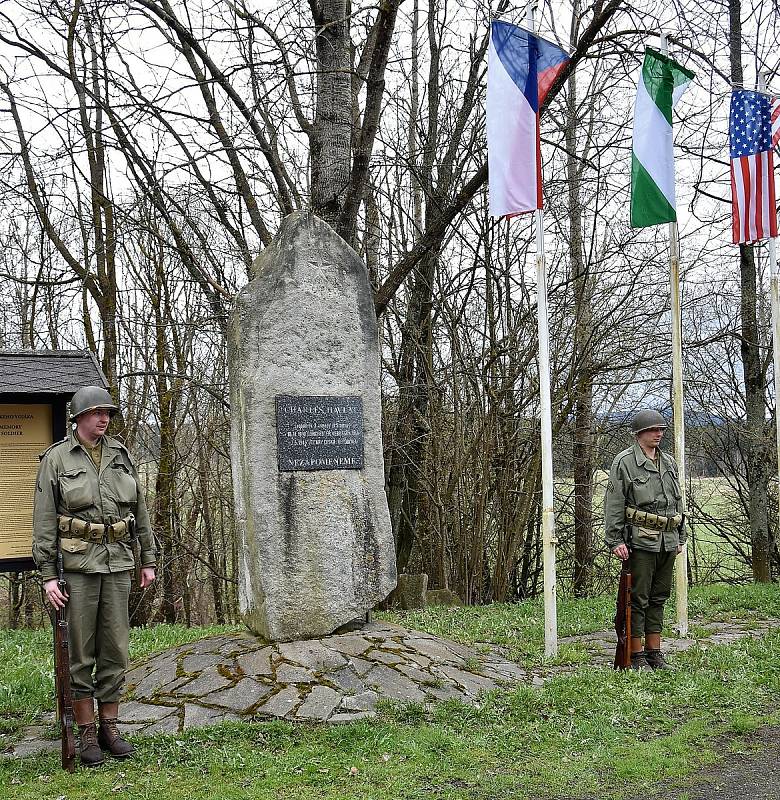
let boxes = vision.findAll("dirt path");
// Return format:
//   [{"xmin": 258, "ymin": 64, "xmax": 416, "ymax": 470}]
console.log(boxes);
[{"xmin": 644, "ymin": 726, "xmax": 780, "ymax": 800}]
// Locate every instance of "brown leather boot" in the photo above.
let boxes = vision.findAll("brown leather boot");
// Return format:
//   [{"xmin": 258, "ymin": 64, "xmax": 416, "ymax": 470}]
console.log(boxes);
[
  {"xmin": 98, "ymin": 702, "xmax": 135, "ymax": 758},
  {"xmin": 645, "ymin": 649, "xmax": 672, "ymax": 670},
  {"xmin": 72, "ymin": 697, "xmax": 105, "ymax": 767}
]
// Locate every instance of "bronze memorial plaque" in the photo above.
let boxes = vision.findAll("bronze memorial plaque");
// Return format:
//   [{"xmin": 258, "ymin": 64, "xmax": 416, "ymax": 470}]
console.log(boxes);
[{"xmin": 0, "ymin": 404, "xmax": 52, "ymax": 561}]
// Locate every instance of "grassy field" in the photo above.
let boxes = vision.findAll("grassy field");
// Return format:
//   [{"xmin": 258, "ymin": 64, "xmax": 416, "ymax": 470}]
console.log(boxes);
[
  {"xmin": 1, "ymin": 583, "xmax": 779, "ymax": 800},
  {"xmin": 587, "ymin": 473, "xmax": 752, "ymax": 582}
]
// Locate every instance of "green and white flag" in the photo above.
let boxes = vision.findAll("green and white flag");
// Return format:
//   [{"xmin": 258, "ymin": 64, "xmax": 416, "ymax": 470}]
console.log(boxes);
[{"xmin": 631, "ymin": 48, "xmax": 695, "ymax": 228}]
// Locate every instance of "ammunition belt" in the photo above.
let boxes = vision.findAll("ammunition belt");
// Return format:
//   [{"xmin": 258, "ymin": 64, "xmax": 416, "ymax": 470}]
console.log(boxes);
[
  {"xmin": 57, "ymin": 515, "xmax": 132, "ymax": 544},
  {"xmin": 625, "ymin": 506, "xmax": 682, "ymax": 532}
]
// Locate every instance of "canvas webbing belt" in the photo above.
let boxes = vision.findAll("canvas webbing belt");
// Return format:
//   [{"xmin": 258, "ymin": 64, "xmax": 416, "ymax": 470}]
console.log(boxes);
[{"xmin": 625, "ymin": 506, "xmax": 682, "ymax": 532}]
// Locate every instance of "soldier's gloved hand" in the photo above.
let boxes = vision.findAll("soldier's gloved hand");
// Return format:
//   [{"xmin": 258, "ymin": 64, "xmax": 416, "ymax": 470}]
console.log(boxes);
[
  {"xmin": 44, "ymin": 578, "xmax": 68, "ymax": 609},
  {"xmin": 612, "ymin": 544, "xmax": 629, "ymax": 561},
  {"xmin": 139, "ymin": 567, "xmax": 156, "ymax": 589}
]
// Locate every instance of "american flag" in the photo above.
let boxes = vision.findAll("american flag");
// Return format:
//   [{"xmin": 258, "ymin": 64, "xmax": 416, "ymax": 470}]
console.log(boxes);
[
  {"xmin": 729, "ymin": 89, "xmax": 777, "ymax": 244},
  {"xmin": 773, "ymin": 96, "xmax": 780, "ymax": 148}
]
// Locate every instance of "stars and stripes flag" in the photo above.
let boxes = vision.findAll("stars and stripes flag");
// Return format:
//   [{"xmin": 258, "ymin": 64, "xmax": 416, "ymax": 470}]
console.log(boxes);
[
  {"xmin": 487, "ymin": 21, "xmax": 569, "ymax": 217},
  {"xmin": 729, "ymin": 89, "xmax": 778, "ymax": 244},
  {"xmin": 773, "ymin": 96, "xmax": 780, "ymax": 148}
]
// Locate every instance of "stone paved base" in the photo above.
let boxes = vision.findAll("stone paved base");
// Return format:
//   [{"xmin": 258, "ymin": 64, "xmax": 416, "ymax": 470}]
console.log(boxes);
[
  {"xmin": 3, "ymin": 616, "xmax": 777, "ymax": 759},
  {"xmin": 116, "ymin": 620, "xmax": 528, "ymax": 734}
]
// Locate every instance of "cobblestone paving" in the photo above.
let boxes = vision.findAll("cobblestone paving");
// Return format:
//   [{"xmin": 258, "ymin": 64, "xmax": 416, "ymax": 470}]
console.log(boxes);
[{"xmin": 3, "ymin": 616, "xmax": 777, "ymax": 759}]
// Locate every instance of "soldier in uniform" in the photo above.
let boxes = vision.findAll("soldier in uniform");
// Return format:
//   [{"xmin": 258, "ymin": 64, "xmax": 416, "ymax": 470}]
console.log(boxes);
[
  {"xmin": 33, "ymin": 386, "xmax": 157, "ymax": 767},
  {"xmin": 604, "ymin": 410, "xmax": 685, "ymax": 671}
]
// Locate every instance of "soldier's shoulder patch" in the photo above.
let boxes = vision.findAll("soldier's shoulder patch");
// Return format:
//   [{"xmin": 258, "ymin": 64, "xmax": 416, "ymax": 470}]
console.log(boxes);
[{"xmin": 38, "ymin": 437, "xmax": 68, "ymax": 462}]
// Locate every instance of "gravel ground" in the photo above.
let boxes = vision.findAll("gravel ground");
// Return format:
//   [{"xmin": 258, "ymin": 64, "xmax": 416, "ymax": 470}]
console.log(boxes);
[{"xmin": 644, "ymin": 726, "xmax": 780, "ymax": 800}]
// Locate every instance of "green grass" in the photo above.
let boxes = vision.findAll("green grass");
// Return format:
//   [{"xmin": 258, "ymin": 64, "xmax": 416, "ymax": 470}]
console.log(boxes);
[
  {"xmin": 1, "ymin": 585, "xmax": 778, "ymax": 799},
  {"xmin": 378, "ymin": 582, "xmax": 780, "ymax": 667},
  {"xmin": 0, "ymin": 624, "xmax": 240, "ymax": 734},
  {"xmin": 1, "ymin": 630, "xmax": 779, "ymax": 799}
]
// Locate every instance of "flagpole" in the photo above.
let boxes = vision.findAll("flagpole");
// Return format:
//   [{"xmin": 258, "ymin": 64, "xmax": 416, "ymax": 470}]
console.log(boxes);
[
  {"xmin": 660, "ymin": 33, "xmax": 688, "ymax": 637},
  {"xmin": 527, "ymin": 0, "xmax": 558, "ymax": 658},
  {"xmin": 760, "ymin": 71, "xmax": 780, "ymax": 567}
]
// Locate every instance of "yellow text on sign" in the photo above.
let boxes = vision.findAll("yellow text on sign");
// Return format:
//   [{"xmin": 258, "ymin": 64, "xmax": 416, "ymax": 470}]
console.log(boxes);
[{"xmin": 0, "ymin": 404, "xmax": 52, "ymax": 561}]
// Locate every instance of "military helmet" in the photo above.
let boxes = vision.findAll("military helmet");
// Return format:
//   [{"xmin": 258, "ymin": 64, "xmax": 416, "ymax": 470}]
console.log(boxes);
[
  {"xmin": 630, "ymin": 409, "xmax": 667, "ymax": 435},
  {"xmin": 69, "ymin": 385, "xmax": 118, "ymax": 421}
]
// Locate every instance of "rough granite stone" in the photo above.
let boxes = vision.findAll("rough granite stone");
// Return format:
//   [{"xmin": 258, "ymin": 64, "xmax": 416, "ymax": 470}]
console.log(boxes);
[
  {"xmin": 340, "ymin": 690, "xmax": 378, "ymax": 712},
  {"xmin": 182, "ymin": 704, "xmax": 239, "ymax": 730},
  {"xmin": 434, "ymin": 665, "xmax": 498, "ymax": 696},
  {"xmin": 131, "ymin": 661, "xmax": 179, "ymax": 696},
  {"xmin": 277, "ymin": 641, "xmax": 348, "ymax": 671},
  {"xmin": 328, "ymin": 711, "xmax": 374, "ymax": 723},
  {"xmin": 116, "ymin": 721, "xmax": 149, "ymax": 737},
  {"xmin": 237, "ymin": 647, "xmax": 274, "ymax": 676},
  {"xmin": 367, "ymin": 649, "xmax": 403, "ymax": 666},
  {"xmin": 275, "ymin": 663, "xmax": 317, "ymax": 684},
  {"xmin": 394, "ymin": 573, "xmax": 428, "ymax": 609},
  {"xmin": 186, "ymin": 638, "xmax": 223, "ymax": 655},
  {"xmin": 206, "ymin": 678, "xmax": 271, "ymax": 712},
  {"xmin": 320, "ymin": 634, "xmax": 372, "ymax": 657},
  {"xmin": 425, "ymin": 685, "xmax": 468, "ymax": 702},
  {"xmin": 229, "ymin": 211, "xmax": 397, "ymax": 641},
  {"xmin": 426, "ymin": 589, "xmax": 464, "ymax": 607},
  {"xmin": 360, "ymin": 621, "xmax": 408, "ymax": 637},
  {"xmin": 401, "ymin": 637, "xmax": 466, "ymax": 665},
  {"xmin": 219, "ymin": 636, "xmax": 258, "ymax": 656},
  {"xmin": 396, "ymin": 663, "xmax": 434, "ymax": 684},
  {"xmin": 182, "ymin": 653, "xmax": 225, "ymax": 673},
  {"xmin": 124, "ymin": 662, "xmax": 155, "ymax": 686},
  {"xmin": 157, "ymin": 676, "xmax": 196, "ymax": 695},
  {"xmin": 120, "ymin": 701, "xmax": 173, "ymax": 723},
  {"xmin": 364, "ymin": 665, "xmax": 427, "ymax": 703},
  {"xmin": 326, "ymin": 666, "xmax": 366, "ymax": 694},
  {"xmin": 479, "ymin": 661, "xmax": 528, "ymax": 680},
  {"xmin": 174, "ymin": 668, "xmax": 232, "ymax": 696},
  {"xmin": 296, "ymin": 686, "xmax": 341, "ymax": 720},
  {"xmin": 141, "ymin": 713, "xmax": 181, "ymax": 735},
  {"xmin": 256, "ymin": 687, "xmax": 301, "ymax": 718},
  {"xmin": 6, "ymin": 738, "xmax": 60, "ymax": 758}
]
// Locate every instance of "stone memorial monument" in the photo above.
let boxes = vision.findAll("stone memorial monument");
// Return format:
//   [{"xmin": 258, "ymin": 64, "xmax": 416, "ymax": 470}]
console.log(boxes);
[{"xmin": 229, "ymin": 212, "xmax": 397, "ymax": 642}]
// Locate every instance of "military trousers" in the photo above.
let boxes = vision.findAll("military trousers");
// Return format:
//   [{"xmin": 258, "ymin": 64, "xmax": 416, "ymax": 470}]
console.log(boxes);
[
  {"xmin": 64, "ymin": 570, "xmax": 132, "ymax": 704},
  {"xmin": 629, "ymin": 546, "xmax": 677, "ymax": 637}
]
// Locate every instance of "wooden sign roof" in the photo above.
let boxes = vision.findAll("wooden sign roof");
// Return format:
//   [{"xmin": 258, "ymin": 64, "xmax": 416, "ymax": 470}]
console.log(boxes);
[{"xmin": 0, "ymin": 349, "xmax": 108, "ymax": 395}]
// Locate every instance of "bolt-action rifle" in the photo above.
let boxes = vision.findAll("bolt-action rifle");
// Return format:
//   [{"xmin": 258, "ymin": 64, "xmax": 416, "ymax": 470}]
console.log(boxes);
[
  {"xmin": 52, "ymin": 546, "xmax": 76, "ymax": 772},
  {"xmin": 613, "ymin": 558, "xmax": 632, "ymax": 670}
]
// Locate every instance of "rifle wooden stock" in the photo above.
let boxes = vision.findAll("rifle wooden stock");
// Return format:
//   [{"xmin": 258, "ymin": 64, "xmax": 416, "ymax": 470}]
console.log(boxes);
[
  {"xmin": 613, "ymin": 562, "xmax": 632, "ymax": 670},
  {"xmin": 53, "ymin": 551, "xmax": 76, "ymax": 772}
]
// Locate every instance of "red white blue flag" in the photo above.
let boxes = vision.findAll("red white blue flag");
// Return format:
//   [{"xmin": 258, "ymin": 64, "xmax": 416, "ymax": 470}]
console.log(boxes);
[
  {"xmin": 729, "ymin": 89, "xmax": 777, "ymax": 243},
  {"xmin": 772, "ymin": 96, "xmax": 780, "ymax": 148},
  {"xmin": 487, "ymin": 21, "xmax": 569, "ymax": 218}
]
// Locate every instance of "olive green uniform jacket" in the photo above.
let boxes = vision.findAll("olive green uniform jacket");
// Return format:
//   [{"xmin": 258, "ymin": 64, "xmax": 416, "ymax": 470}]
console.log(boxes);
[
  {"xmin": 32, "ymin": 430, "xmax": 157, "ymax": 579},
  {"xmin": 603, "ymin": 443, "xmax": 685, "ymax": 553}
]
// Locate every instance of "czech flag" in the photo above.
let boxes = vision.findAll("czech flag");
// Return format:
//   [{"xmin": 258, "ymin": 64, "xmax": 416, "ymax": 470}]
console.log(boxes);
[{"xmin": 488, "ymin": 21, "xmax": 570, "ymax": 218}]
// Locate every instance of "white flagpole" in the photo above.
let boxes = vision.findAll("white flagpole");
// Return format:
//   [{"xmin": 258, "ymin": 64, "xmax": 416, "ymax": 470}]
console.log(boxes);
[
  {"xmin": 527, "ymin": 0, "xmax": 558, "ymax": 658},
  {"xmin": 660, "ymin": 33, "xmax": 688, "ymax": 636},
  {"xmin": 760, "ymin": 71, "xmax": 780, "ymax": 566},
  {"xmin": 535, "ymin": 209, "xmax": 558, "ymax": 658}
]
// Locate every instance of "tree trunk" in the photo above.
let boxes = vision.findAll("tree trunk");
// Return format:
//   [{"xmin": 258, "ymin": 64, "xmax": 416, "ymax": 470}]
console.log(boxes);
[
  {"xmin": 566, "ymin": 54, "xmax": 594, "ymax": 596},
  {"xmin": 310, "ymin": 0, "xmax": 353, "ymax": 229},
  {"xmin": 729, "ymin": 0, "xmax": 771, "ymax": 581}
]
